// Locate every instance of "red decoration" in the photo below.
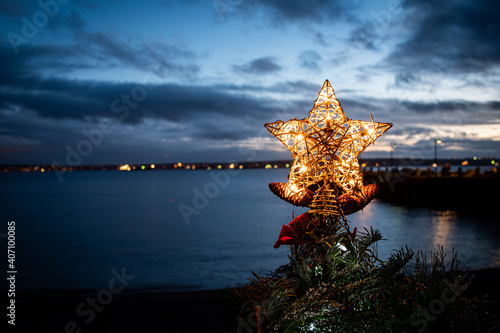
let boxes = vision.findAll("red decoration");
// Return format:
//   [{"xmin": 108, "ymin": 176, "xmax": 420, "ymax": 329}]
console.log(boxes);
[
  {"xmin": 273, "ymin": 213, "xmax": 359, "ymax": 249},
  {"xmin": 273, "ymin": 212, "xmax": 310, "ymax": 248}
]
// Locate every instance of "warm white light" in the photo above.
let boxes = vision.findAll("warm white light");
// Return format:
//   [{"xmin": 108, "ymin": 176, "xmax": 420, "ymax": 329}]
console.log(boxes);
[
  {"xmin": 264, "ymin": 80, "xmax": 392, "ymax": 214},
  {"xmin": 119, "ymin": 164, "xmax": 131, "ymax": 171},
  {"xmin": 288, "ymin": 183, "xmax": 299, "ymax": 193}
]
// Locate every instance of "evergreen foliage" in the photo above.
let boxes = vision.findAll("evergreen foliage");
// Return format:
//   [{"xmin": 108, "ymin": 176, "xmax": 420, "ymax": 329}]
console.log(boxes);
[{"xmin": 235, "ymin": 213, "xmax": 497, "ymax": 332}]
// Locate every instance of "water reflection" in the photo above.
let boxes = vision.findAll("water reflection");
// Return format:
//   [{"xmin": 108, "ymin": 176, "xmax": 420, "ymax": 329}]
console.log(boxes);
[
  {"xmin": 431, "ymin": 210, "xmax": 457, "ymax": 249},
  {"xmin": 348, "ymin": 200, "xmax": 500, "ymax": 269},
  {"xmin": 351, "ymin": 198, "xmax": 375, "ymax": 229},
  {"xmin": 1, "ymin": 170, "xmax": 499, "ymax": 292}
]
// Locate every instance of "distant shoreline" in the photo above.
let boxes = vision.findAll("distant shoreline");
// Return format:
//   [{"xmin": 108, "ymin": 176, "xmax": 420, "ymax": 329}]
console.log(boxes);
[{"xmin": 1, "ymin": 157, "xmax": 498, "ymax": 172}]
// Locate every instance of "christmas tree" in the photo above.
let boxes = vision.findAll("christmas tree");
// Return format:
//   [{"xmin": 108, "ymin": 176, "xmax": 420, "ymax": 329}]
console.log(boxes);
[{"xmin": 235, "ymin": 80, "xmax": 494, "ymax": 333}]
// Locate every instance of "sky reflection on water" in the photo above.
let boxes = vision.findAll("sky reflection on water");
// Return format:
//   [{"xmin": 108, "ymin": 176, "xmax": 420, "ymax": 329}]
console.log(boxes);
[{"xmin": 1, "ymin": 169, "xmax": 498, "ymax": 292}]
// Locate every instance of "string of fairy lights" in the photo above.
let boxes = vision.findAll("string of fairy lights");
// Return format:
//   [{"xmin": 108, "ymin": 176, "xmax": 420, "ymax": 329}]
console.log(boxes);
[{"xmin": 265, "ymin": 80, "xmax": 392, "ymax": 216}]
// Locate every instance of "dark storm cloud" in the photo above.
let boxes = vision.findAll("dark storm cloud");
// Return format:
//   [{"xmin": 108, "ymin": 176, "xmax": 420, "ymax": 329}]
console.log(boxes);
[
  {"xmin": 298, "ymin": 50, "xmax": 322, "ymax": 71},
  {"xmin": 487, "ymin": 101, "xmax": 500, "ymax": 110},
  {"xmin": 271, "ymin": 80, "xmax": 319, "ymax": 94},
  {"xmin": 0, "ymin": 36, "xmax": 318, "ymax": 150},
  {"xmin": 387, "ymin": 0, "xmax": 500, "ymax": 73},
  {"xmin": 401, "ymin": 101, "xmax": 461, "ymax": 113},
  {"xmin": 60, "ymin": 32, "xmax": 199, "ymax": 75},
  {"xmin": 389, "ymin": 126, "xmax": 433, "ymax": 137},
  {"xmin": 348, "ymin": 21, "xmax": 380, "ymax": 50},
  {"xmin": 0, "ymin": 2, "xmax": 25, "ymax": 18},
  {"xmin": 0, "ymin": 40, "xmax": 281, "ymax": 150},
  {"xmin": 48, "ymin": 9, "xmax": 86, "ymax": 32},
  {"xmin": 0, "ymin": 73, "xmax": 280, "ymax": 163},
  {"xmin": 391, "ymin": 72, "xmax": 422, "ymax": 89},
  {"xmin": 246, "ymin": 0, "xmax": 350, "ymax": 22},
  {"xmin": 233, "ymin": 57, "xmax": 282, "ymax": 75},
  {"xmin": 3, "ymin": 11, "xmax": 198, "ymax": 76},
  {"xmin": 192, "ymin": 120, "xmax": 256, "ymax": 141},
  {"xmin": 0, "ymin": 76, "xmax": 276, "ymax": 125},
  {"xmin": 401, "ymin": 99, "xmax": 500, "ymax": 113}
]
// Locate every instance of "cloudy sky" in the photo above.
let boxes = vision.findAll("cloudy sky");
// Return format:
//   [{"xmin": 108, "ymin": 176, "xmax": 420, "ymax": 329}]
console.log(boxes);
[{"xmin": 0, "ymin": 0, "xmax": 499, "ymax": 165}]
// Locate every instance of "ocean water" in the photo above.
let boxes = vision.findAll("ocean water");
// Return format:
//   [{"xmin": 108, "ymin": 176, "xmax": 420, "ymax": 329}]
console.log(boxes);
[{"xmin": 1, "ymin": 169, "xmax": 499, "ymax": 292}]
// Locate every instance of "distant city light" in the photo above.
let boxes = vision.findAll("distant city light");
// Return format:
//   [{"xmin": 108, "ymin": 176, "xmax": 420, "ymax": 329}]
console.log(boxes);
[
  {"xmin": 265, "ymin": 164, "xmax": 272, "ymax": 169},
  {"xmin": 229, "ymin": 163, "xmax": 235, "ymax": 169},
  {"xmin": 177, "ymin": 162, "xmax": 182, "ymax": 167},
  {"xmin": 150, "ymin": 164, "xmax": 155, "ymax": 169},
  {"xmin": 119, "ymin": 164, "xmax": 131, "ymax": 171},
  {"xmin": 141, "ymin": 165, "xmax": 146, "ymax": 170},
  {"xmin": 285, "ymin": 163, "xmax": 289, "ymax": 168},
  {"xmin": 239, "ymin": 165, "xmax": 243, "ymax": 169},
  {"xmin": 217, "ymin": 165, "xmax": 222, "ymax": 169},
  {"xmin": 461, "ymin": 160, "xmax": 469, "ymax": 166}
]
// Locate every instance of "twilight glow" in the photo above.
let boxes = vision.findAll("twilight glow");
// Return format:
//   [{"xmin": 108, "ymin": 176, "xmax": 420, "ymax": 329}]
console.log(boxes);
[{"xmin": 0, "ymin": 0, "xmax": 499, "ymax": 165}]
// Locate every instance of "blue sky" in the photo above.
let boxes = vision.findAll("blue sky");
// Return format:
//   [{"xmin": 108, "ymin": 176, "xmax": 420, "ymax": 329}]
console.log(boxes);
[{"xmin": 0, "ymin": 0, "xmax": 499, "ymax": 165}]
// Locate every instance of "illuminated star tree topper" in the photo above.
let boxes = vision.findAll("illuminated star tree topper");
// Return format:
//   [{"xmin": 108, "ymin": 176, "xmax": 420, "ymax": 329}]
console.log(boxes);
[{"xmin": 265, "ymin": 79, "xmax": 392, "ymax": 216}]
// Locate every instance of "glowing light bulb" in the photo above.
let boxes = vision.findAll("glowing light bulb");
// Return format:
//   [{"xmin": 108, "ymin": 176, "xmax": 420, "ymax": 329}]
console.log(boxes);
[{"xmin": 288, "ymin": 183, "xmax": 299, "ymax": 193}]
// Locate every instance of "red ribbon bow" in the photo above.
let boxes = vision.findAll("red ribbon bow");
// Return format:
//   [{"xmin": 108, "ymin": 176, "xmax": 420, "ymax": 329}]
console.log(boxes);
[
  {"xmin": 273, "ymin": 212, "xmax": 310, "ymax": 248},
  {"xmin": 273, "ymin": 212, "xmax": 357, "ymax": 249}
]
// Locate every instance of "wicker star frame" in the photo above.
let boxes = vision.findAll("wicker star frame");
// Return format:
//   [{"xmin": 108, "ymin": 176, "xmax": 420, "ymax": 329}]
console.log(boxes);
[{"xmin": 265, "ymin": 80, "xmax": 392, "ymax": 216}]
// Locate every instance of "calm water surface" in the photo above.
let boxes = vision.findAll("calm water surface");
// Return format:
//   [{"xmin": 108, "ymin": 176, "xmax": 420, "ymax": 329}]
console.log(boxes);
[{"xmin": 1, "ymin": 169, "xmax": 499, "ymax": 292}]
